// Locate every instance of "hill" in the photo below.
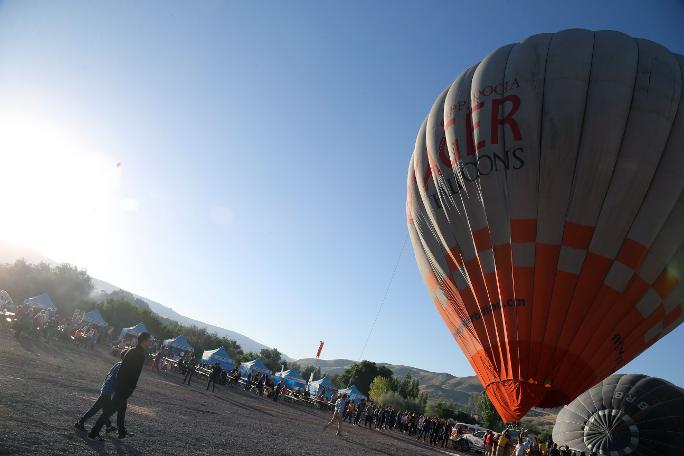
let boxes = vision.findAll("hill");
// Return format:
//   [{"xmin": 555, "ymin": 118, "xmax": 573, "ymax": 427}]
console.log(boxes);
[
  {"xmin": 0, "ymin": 241, "xmax": 274, "ymax": 355},
  {"xmin": 90, "ymin": 277, "xmax": 273, "ymax": 355},
  {"xmin": 296, "ymin": 357, "xmax": 483, "ymax": 407},
  {"xmin": 0, "ymin": 242, "xmax": 54, "ymax": 266}
]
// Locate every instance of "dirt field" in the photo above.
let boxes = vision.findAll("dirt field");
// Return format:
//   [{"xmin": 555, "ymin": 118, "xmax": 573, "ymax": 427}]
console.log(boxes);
[{"xmin": 0, "ymin": 329, "xmax": 468, "ymax": 455}]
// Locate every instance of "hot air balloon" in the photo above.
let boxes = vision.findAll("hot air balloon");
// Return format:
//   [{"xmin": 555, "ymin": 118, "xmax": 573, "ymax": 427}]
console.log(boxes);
[
  {"xmin": 406, "ymin": 29, "xmax": 684, "ymax": 422},
  {"xmin": 552, "ymin": 374, "xmax": 684, "ymax": 456}
]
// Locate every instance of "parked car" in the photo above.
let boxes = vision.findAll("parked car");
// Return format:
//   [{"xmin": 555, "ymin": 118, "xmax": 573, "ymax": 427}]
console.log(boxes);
[{"xmin": 454, "ymin": 430, "xmax": 486, "ymax": 453}]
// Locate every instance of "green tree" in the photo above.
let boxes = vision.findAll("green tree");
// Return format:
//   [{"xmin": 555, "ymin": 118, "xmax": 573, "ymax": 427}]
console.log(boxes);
[
  {"xmin": 426, "ymin": 400, "xmax": 456, "ymax": 419},
  {"xmin": 369, "ymin": 376, "xmax": 395, "ymax": 402},
  {"xmin": 259, "ymin": 347, "xmax": 283, "ymax": 372},
  {"xmin": 473, "ymin": 392, "xmax": 503, "ymax": 431},
  {"xmin": 454, "ymin": 409, "xmax": 478, "ymax": 424},
  {"xmin": 397, "ymin": 373, "xmax": 420, "ymax": 400},
  {"xmin": 328, "ymin": 373, "xmax": 343, "ymax": 388},
  {"xmin": 0, "ymin": 260, "xmax": 93, "ymax": 318},
  {"xmin": 338, "ymin": 360, "xmax": 394, "ymax": 394},
  {"xmin": 538, "ymin": 428, "xmax": 552, "ymax": 443},
  {"xmin": 300, "ymin": 365, "xmax": 321, "ymax": 381},
  {"xmin": 221, "ymin": 338, "xmax": 243, "ymax": 360},
  {"xmin": 375, "ymin": 391, "xmax": 425, "ymax": 414},
  {"xmin": 237, "ymin": 352, "xmax": 262, "ymax": 366},
  {"xmin": 0, "ymin": 261, "xmax": 247, "ymax": 359}
]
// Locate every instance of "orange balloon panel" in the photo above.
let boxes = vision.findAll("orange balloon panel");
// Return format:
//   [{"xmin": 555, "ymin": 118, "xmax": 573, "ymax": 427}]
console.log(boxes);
[{"xmin": 407, "ymin": 29, "xmax": 684, "ymax": 422}]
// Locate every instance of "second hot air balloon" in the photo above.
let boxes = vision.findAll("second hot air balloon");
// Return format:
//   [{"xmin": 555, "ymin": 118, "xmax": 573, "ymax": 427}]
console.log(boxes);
[{"xmin": 407, "ymin": 28, "xmax": 684, "ymax": 422}]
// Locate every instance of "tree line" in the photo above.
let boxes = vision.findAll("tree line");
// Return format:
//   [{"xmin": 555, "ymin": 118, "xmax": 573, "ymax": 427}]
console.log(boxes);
[{"xmin": 0, "ymin": 260, "xmax": 288, "ymax": 369}]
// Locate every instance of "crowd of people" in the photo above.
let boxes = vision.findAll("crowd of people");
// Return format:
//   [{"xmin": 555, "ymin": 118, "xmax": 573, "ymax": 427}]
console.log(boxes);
[
  {"xmin": 6, "ymin": 303, "xmax": 112, "ymax": 348},
  {"xmin": 339, "ymin": 402, "xmax": 454, "ymax": 448},
  {"xmin": 482, "ymin": 429, "xmax": 598, "ymax": 456},
  {"xmin": 3, "ymin": 300, "xmax": 582, "ymax": 453}
]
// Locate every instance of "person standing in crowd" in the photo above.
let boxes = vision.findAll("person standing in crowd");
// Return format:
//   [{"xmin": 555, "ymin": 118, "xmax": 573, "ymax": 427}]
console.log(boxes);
[
  {"xmin": 548, "ymin": 442, "xmax": 561, "ymax": 456},
  {"xmin": 484, "ymin": 430, "xmax": 494, "ymax": 456},
  {"xmin": 516, "ymin": 435, "xmax": 531, "ymax": 456},
  {"xmin": 343, "ymin": 400, "xmax": 356, "ymax": 423},
  {"xmin": 256, "ymin": 374, "xmax": 265, "ymax": 397},
  {"xmin": 183, "ymin": 357, "xmax": 196, "ymax": 385},
  {"xmin": 88, "ymin": 332, "xmax": 151, "ymax": 441},
  {"xmin": 442, "ymin": 421, "xmax": 452, "ymax": 448},
  {"xmin": 538, "ymin": 438, "xmax": 547, "ymax": 455},
  {"xmin": 364, "ymin": 404, "xmax": 374, "ymax": 428},
  {"xmin": 153, "ymin": 351, "xmax": 162, "ymax": 374},
  {"xmin": 273, "ymin": 380, "xmax": 283, "ymax": 401},
  {"xmin": 496, "ymin": 431, "xmax": 510, "ymax": 456},
  {"xmin": 354, "ymin": 400, "xmax": 365, "ymax": 426},
  {"xmin": 75, "ymin": 349, "xmax": 128, "ymax": 434},
  {"xmin": 323, "ymin": 393, "xmax": 348, "ymax": 437},
  {"xmin": 207, "ymin": 362, "xmax": 221, "ymax": 392}
]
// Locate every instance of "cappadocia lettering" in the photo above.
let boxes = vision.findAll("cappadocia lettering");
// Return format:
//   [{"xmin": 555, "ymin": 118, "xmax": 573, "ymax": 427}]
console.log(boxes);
[{"xmin": 423, "ymin": 79, "xmax": 526, "ymax": 210}]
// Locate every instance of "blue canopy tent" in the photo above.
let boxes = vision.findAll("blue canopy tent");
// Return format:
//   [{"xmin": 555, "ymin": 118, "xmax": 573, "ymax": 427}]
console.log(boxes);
[
  {"xmin": 338, "ymin": 385, "xmax": 367, "ymax": 404},
  {"xmin": 24, "ymin": 293, "xmax": 56, "ymax": 310},
  {"xmin": 118, "ymin": 322, "xmax": 149, "ymax": 341},
  {"xmin": 202, "ymin": 346, "xmax": 233, "ymax": 371},
  {"xmin": 81, "ymin": 309, "xmax": 108, "ymax": 327},
  {"xmin": 239, "ymin": 359, "xmax": 272, "ymax": 378},
  {"xmin": 274, "ymin": 368, "xmax": 307, "ymax": 390},
  {"xmin": 163, "ymin": 335, "xmax": 194, "ymax": 354},
  {"xmin": 307, "ymin": 376, "xmax": 337, "ymax": 399}
]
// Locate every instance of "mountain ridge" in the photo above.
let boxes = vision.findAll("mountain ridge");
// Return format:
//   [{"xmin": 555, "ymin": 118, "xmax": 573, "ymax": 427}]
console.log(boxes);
[{"xmin": 295, "ymin": 357, "xmax": 483, "ymax": 407}]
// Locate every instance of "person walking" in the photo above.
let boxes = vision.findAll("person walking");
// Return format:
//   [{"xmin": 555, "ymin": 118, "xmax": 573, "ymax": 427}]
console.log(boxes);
[
  {"xmin": 344, "ymin": 400, "xmax": 356, "ymax": 423},
  {"xmin": 88, "ymin": 332, "xmax": 151, "ymax": 441},
  {"xmin": 354, "ymin": 400, "xmax": 365, "ymax": 426},
  {"xmin": 183, "ymin": 357, "xmax": 196, "ymax": 385},
  {"xmin": 207, "ymin": 363, "xmax": 221, "ymax": 392},
  {"xmin": 273, "ymin": 381, "xmax": 283, "ymax": 401},
  {"xmin": 323, "ymin": 393, "xmax": 348, "ymax": 437},
  {"xmin": 75, "ymin": 349, "xmax": 128, "ymax": 433}
]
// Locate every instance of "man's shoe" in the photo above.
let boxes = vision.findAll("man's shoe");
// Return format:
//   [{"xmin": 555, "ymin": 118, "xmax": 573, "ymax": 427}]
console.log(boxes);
[
  {"xmin": 87, "ymin": 433, "xmax": 104, "ymax": 442},
  {"xmin": 118, "ymin": 431, "xmax": 135, "ymax": 439},
  {"xmin": 74, "ymin": 421, "xmax": 86, "ymax": 432}
]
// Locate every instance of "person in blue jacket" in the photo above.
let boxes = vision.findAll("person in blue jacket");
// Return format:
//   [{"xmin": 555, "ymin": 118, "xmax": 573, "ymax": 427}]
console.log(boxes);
[
  {"xmin": 75, "ymin": 349, "xmax": 128, "ymax": 433},
  {"xmin": 88, "ymin": 332, "xmax": 151, "ymax": 440}
]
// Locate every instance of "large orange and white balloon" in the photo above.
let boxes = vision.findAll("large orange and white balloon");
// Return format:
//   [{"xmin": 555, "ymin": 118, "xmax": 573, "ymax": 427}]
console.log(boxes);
[{"xmin": 407, "ymin": 29, "xmax": 684, "ymax": 422}]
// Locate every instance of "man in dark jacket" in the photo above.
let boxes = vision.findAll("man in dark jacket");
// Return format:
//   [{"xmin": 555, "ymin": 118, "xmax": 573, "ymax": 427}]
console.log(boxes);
[
  {"xmin": 183, "ymin": 357, "xmax": 196, "ymax": 385},
  {"xmin": 88, "ymin": 332, "xmax": 151, "ymax": 440},
  {"xmin": 75, "ymin": 349, "xmax": 128, "ymax": 433},
  {"xmin": 207, "ymin": 363, "xmax": 221, "ymax": 392}
]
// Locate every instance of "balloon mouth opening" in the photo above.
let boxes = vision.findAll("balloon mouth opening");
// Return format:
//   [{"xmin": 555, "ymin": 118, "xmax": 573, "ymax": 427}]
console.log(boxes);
[{"xmin": 583, "ymin": 409, "xmax": 639, "ymax": 453}]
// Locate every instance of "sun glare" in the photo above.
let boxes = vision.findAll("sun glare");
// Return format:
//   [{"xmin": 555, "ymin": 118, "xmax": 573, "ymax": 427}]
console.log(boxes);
[{"xmin": 0, "ymin": 109, "xmax": 121, "ymax": 266}]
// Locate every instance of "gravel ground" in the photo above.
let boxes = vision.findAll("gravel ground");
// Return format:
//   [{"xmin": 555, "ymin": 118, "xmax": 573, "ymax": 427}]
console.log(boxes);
[{"xmin": 0, "ymin": 329, "xmax": 468, "ymax": 456}]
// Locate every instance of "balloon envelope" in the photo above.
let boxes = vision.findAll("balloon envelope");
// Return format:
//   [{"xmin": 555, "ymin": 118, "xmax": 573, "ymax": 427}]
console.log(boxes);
[
  {"xmin": 407, "ymin": 29, "xmax": 684, "ymax": 421},
  {"xmin": 552, "ymin": 374, "xmax": 684, "ymax": 456}
]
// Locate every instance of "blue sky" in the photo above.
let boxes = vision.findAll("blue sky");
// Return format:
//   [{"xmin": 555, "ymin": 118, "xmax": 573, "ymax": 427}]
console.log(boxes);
[{"xmin": 0, "ymin": 0, "xmax": 683, "ymax": 387}]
